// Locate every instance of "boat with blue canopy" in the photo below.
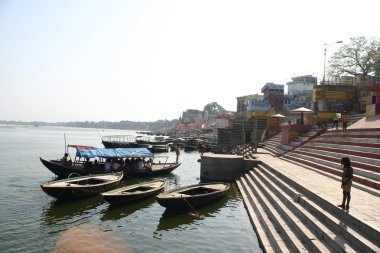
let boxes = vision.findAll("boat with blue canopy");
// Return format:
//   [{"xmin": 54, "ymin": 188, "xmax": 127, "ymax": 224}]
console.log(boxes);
[
  {"xmin": 40, "ymin": 145, "xmax": 181, "ymax": 179},
  {"xmin": 73, "ymin": 145, "xmax": 154, "ymax": 159}
]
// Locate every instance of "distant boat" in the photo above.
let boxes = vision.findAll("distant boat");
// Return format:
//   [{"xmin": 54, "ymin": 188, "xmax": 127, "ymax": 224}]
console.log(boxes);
[
  {"xmin": 183, "ymin": 138, "xmax": 201, "ymax": 152},
  {"xmin": 136, "ymin": 130, "xmax": 153, "ymax": 135},
  {"xmin": 40, "ymin": 172, "xmax": 124, "ymax": 201},
  {"xmin": 156, "ymin": 182, "xmax": 230, "ymax": 210},
  {"xmin": 101, "ymin": 180, "xmax": 165, "ymax": 205},
  {"xmin": 102, "ymin": 135, "xmax": 136, "ymax": 148},
  {"xmin": 102, "ymin": 135, "xmax": 171, "ymax": 153},
  {"xmin": 149, "ymin": 144, "xmax": 169, "ymax": 153}
]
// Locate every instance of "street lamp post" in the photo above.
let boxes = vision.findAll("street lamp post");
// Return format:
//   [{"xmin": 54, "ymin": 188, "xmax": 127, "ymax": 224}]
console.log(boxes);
[{"xmin": 320, "ymin": 40, "xmax": 343, "ymax": 112}]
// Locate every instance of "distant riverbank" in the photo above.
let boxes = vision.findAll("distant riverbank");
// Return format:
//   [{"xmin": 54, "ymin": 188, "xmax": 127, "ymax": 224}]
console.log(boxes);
[{"xmin": 0, "ymin": 119, "xmax": 178, "ymax": 132}]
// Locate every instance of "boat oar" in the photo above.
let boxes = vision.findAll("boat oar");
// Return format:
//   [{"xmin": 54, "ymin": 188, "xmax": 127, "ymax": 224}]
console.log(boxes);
[
  {"xmin": 183, "ymin": 198, "xmax": 205, "ymax": 219},
  {"xmin": 64, "ymin": 133, "xmax": 67, "ymax": 153}
]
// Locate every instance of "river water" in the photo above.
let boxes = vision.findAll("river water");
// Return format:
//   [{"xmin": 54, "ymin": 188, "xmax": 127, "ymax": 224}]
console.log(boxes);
[{"xmin": 0, "ymin": 125, "xmax": 261, "ymax": 253}]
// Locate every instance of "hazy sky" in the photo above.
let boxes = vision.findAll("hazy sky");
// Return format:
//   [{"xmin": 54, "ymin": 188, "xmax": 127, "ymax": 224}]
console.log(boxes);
[{"xmin": 1, "ymin": 0, "xmax": 379, "ymax": 122}]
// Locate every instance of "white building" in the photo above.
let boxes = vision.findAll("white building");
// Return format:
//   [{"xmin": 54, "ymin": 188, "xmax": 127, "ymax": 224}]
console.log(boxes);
[{"xmin": 287, "ymin": 75, "xmax": 317, "ymax": 95}]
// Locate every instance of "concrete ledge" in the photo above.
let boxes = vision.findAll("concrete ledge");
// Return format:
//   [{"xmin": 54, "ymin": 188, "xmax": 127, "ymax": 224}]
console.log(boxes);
[{"xmin": 200, "ymin": 154, "xmax": 259, "ymax": 182}]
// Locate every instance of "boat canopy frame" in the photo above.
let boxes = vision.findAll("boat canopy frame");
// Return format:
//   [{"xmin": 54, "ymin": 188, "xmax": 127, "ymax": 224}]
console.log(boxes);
[{"xmin": 68, "ymin": 145, "xmax": 154, "ymax": 159}]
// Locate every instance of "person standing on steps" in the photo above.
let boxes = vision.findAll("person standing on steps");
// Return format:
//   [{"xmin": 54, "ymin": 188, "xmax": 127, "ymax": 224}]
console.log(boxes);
[
  {"xmin": 199, "ymin": 143, "xmax": 206, "ymax": 156},
  {"xmin": 316, "ymin": 116, "xmax": 321, "ymax": 129},
  {"xmin": 341, "ymin": 111, "xmax": 349, "ymax": 132},
  {"xmin": 332, "ymin": 112, "xmax": 341, "ymax": 130},
  {"xmin": 338, "ymin": 157, "xmax": 353, "ymax": 211}
]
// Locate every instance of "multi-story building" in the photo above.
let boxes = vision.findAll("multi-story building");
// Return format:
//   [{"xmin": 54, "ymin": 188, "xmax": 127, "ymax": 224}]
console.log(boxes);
[
  {"xmin": 285, "ymin": 75, "xmax": 317, "ymax": 114},
  {"xmin": 287, "ymin": 75, "xmax": 317, "ymax": 95},
  {"xmin": 180, "ymin": 109, "xmax": 201, "ymax": 124},
  {"xmin": 315, "ymin": 74, "xmax": 378, "ymax": 114},
  {"xmin": 261, "ymin": 83, "xmax": 284, "ymax": 114},
  {"xmin": 236, "ymin": 94, "xmax": 263, "ymax": 119},
  {"xmin": 218, "ymin": 86, "xmax": 279, "ymax": 147}
]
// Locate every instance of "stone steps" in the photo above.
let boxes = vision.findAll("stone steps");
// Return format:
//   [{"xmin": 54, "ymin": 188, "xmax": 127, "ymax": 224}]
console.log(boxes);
[
  {"xmin": 282, "ymin": 153, "xmax": 380, "ymax": 190},
  {"xmin": 237, "ymin": 178, "xmax": 291, "ymax": 252},
  {"xmin": 247, "ymin": 170, "xmax": 331, "ymax": 252},
  {"xmin": 316, "ymin": 136, "xmax": 380, "ymax": 144},
  {"xmin": 236, "ymin": 162, "xmax": 380, "ymax": 252},
  {"xmin": 261, "ymin": 135, "xmax": 282, "ymax": 156},
  {"xmin": 256, "ymin": 164, "xmax": 380, "ymax": 253},
  {"xmin": 292, "ymin": 148, "xmax": 380, "ymax": 175},
  {"xmin": 278, "ymin": 129, "xmax": 325, "ymax": 154},
  {"xmin": 312, "ymin": 139, "xmax": 380, "ymax": 148},
  {"xmin": 323, "ymin": 129, "xmax": 380, "ymax": 136},
  {"xmin": 304, "ymin": 143, "xmax": 380, "ymax": 156},
  {"xmin": 279, "ymin": 156, "xmax": 380, "ymax": 197},
  {"xmin": 281, "ymin": 129, "xmax": 380, "ymax": 190}
]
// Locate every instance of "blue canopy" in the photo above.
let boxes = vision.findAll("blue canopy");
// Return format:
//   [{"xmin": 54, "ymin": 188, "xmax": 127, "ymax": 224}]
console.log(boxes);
[{"xmin": 75, "ymin": 147, "xmax": 154, "ymax": 158}]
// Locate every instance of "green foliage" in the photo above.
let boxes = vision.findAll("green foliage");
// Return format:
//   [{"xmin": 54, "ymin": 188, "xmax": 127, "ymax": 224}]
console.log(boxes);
[
  {"xmin": 328, "ymin": 36, "xmax": 380, "ymax": 77},
  {"xmin": 203, "ymin": 102, "xmax": 226, "ymax": 115}
]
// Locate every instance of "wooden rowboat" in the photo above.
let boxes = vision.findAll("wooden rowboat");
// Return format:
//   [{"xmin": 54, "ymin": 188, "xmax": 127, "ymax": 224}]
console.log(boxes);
[
  {"xmin": 40, "ymin": 172, "xmax": 123, "ymax": 201},
  {"xmin": 124, "ymin": 162, "xmax": 181, "ymax": 178},
  {"xmin": 156, "ymin": 182, "xmax": 230, "ymax": 210},
  {"xmin": 101, "ymin": 180, "xmax": 165, "ymax": 205}
]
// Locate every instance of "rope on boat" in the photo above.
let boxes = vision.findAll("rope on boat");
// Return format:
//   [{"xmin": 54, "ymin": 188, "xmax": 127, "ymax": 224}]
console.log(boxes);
[{"xmin": 183, "ymin": 197, "xmax": 205, "ymax": 219}]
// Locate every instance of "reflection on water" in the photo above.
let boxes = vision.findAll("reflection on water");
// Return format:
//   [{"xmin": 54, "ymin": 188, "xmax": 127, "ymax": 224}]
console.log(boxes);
[
  {"xmin": 100, "ymin": 197, "xmax": 156, "ymax": 221},
  {"xmin": 155, "ymin": 194, "xmax": 229, "ymax": 232},
  {"xmin": 42, "ymin": 196, "xmax": 104, "ymax": 226}
]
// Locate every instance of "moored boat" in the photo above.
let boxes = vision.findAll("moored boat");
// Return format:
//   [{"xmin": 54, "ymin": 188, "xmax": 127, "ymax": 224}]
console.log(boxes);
[
  {"xmin": 101, "ymin": 180, "xmax": 165, "ymax": 205},
  {"xmin": 125, "ymin": 162, "xmax": 181, "ymax": 178},
  {"xmin": 156, "ymin": 182, "xmax": 230, "ymax": 209},
  {"xmin": 183, "ymin": 138, "xmax": 202, "ymax": 152},
  {"xmin": 149, "ymin": 144, "xmax": 169, "ymax": 153},
  {"xmin": 40, "ymin": 146, "xmax": 180, "ymax": 178},
  {"xmin": 102, "ymin": 135, "xmax": 136, "ymax": 148},
  {"xmin": 40, "ymin": 172, "xmax": 124, "ymax": 201}
]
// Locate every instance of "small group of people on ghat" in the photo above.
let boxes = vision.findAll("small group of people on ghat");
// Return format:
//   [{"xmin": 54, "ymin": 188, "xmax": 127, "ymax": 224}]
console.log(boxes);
[
  {"xmin": 331, "ymin": 111, "xmax": 349, "ymax": 131},
  {"xmin": 315, "ymin": 111, "xmax": 349, "ymax": 131},
  {"xmin": 332, "ymin": 111, "xmax": 349, "ymax": 131}
]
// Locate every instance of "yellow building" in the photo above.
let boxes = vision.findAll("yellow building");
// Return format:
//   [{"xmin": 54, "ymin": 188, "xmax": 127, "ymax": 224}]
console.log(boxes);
[{"xmin": 314, "ymin": 85, "xmax": 357, "ymax": 122}]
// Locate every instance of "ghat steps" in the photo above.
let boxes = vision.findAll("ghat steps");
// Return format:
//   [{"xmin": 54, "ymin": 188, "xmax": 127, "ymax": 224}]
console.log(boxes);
[
  {"xmin": 260, "ymin": 128, "xmax": 380, "ymax": 191},
  {"xmin": 236, "ymin": 115, "xmax": 380, "ymax": 252},
  {"xmin": 237, "ymin": 160, "xmax": 380, "ymax": 253}
]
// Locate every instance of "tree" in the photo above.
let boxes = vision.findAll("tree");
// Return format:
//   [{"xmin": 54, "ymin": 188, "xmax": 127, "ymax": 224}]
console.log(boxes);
[{"xmin": 328, "ymin": 36, "xmax": 380, "ymax": 77}]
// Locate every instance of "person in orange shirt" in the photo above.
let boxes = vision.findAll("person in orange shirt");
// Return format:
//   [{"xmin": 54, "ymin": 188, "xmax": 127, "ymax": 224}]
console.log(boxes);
[
  {"xmin": 341, "ymin": 111, "xmax": 349, "ymax": 132},
  {"xmin": 316, "ymin": 116, "xmax": 321, "ymax": 129},
  {"xmin": 61, "ymin": 153, "xmax": 69, "ymax": 165}
]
